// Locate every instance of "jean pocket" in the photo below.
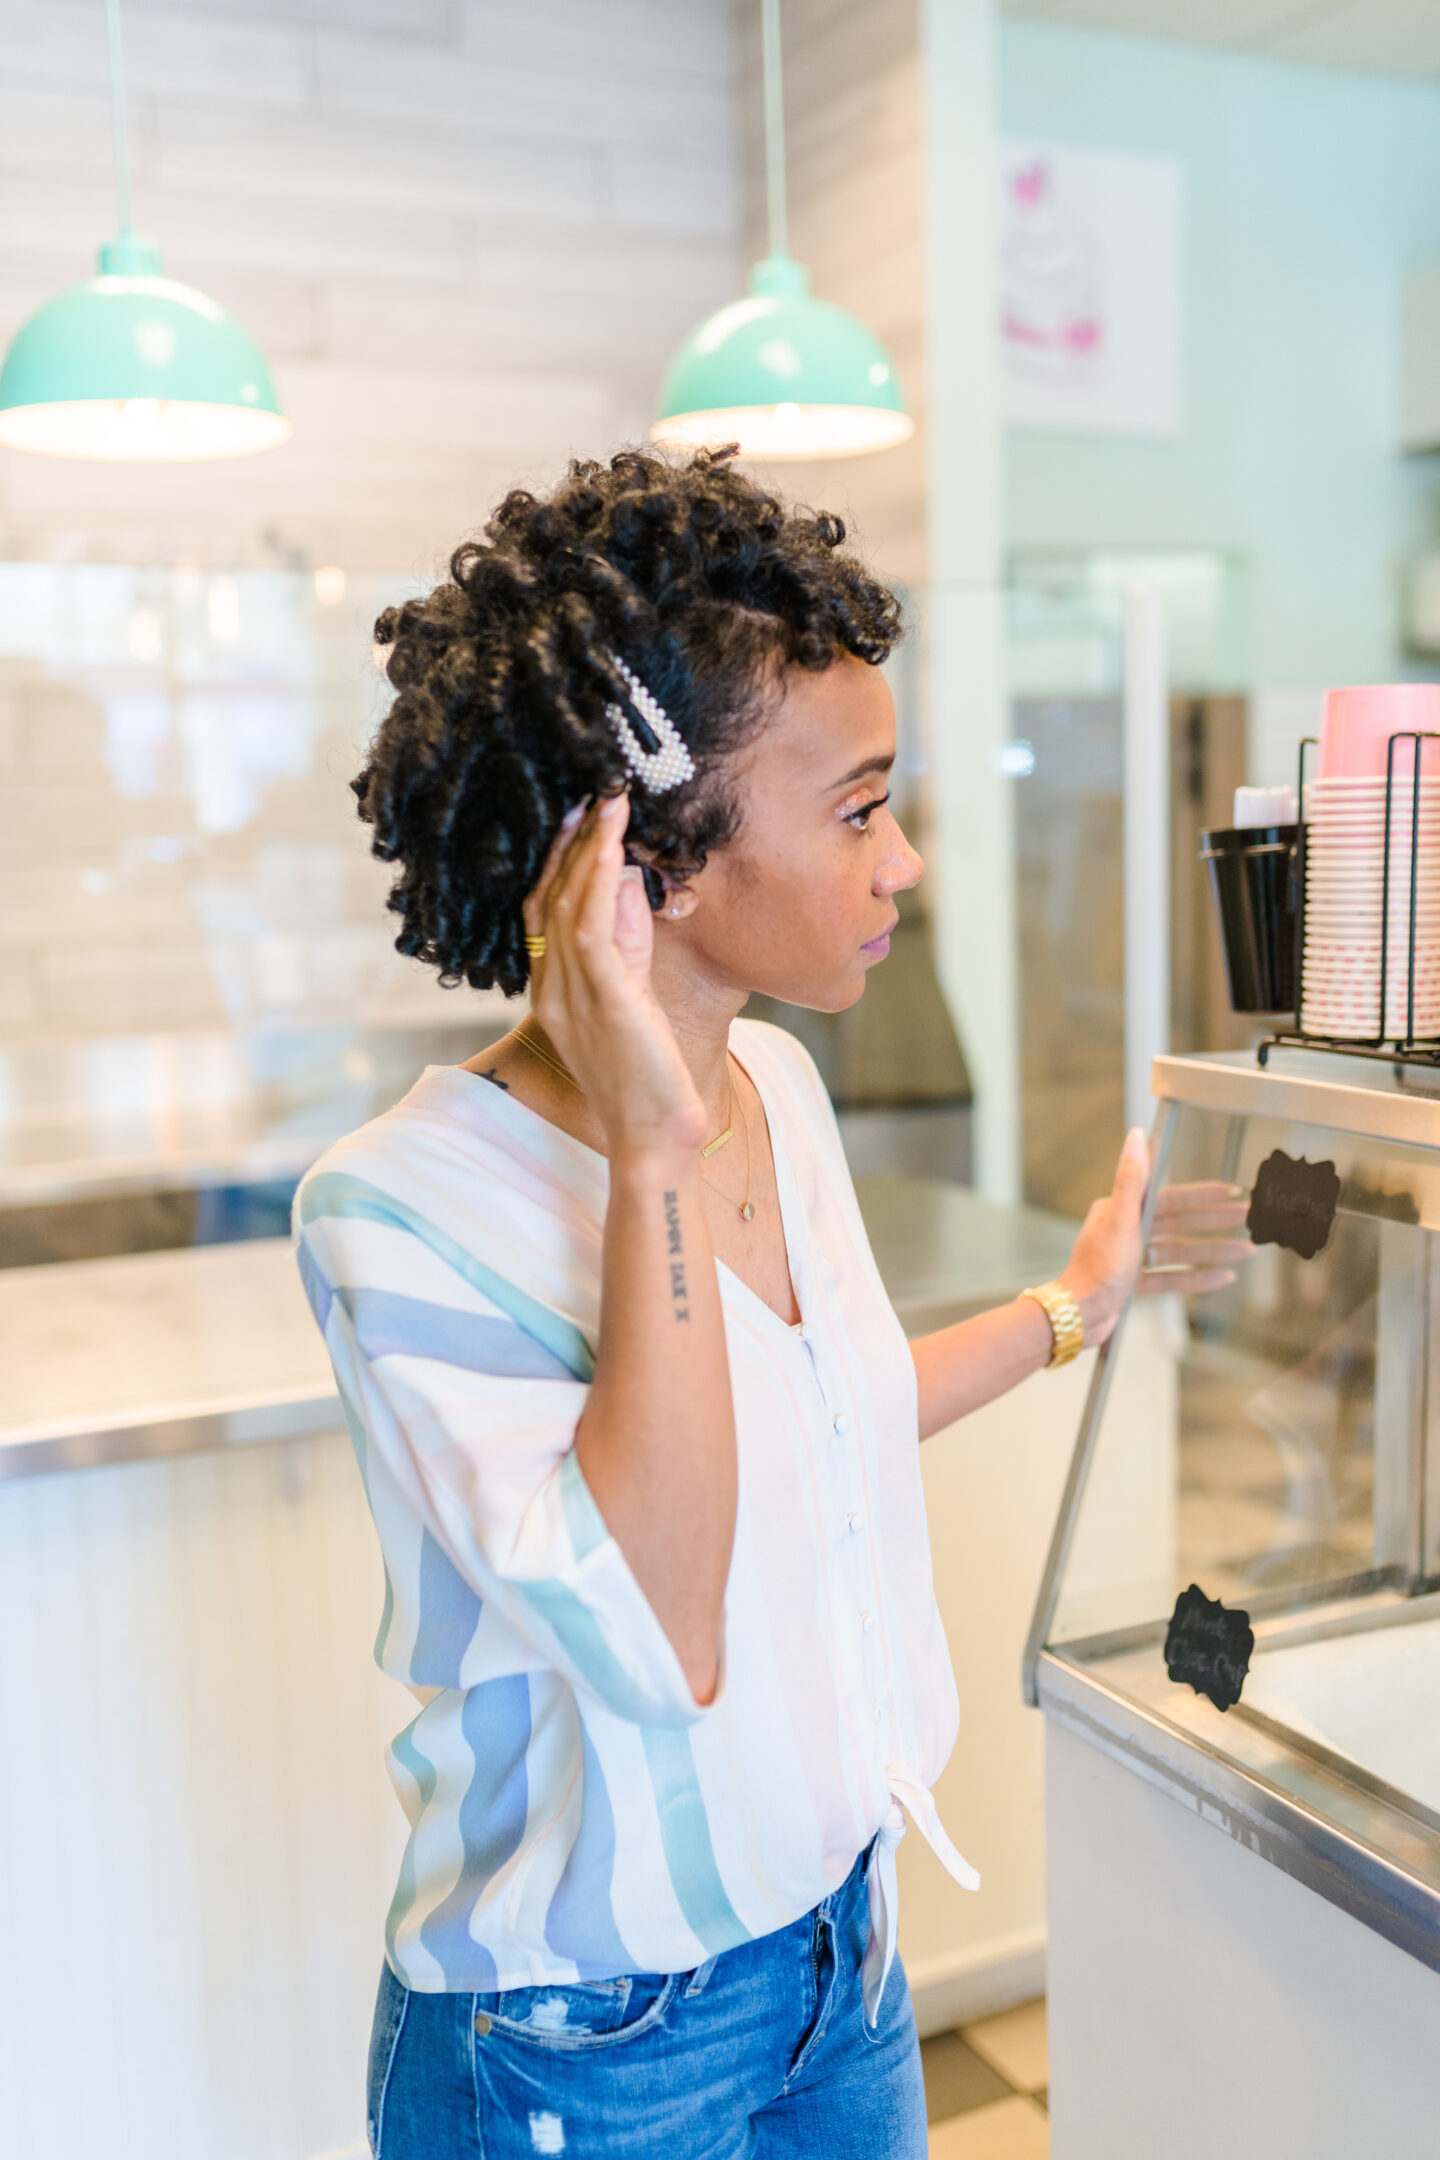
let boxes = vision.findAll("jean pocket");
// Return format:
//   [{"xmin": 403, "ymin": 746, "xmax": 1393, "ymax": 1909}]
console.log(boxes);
[{"xmin": 477, "ymin": 1971, "xmax": 678, "ymax": 2051}]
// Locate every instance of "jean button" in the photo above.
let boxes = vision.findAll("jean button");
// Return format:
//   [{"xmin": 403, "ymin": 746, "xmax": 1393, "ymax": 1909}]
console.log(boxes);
[{"xmin": 474, "ymin": 2011, "xmax": 492, "ymax": 2037}]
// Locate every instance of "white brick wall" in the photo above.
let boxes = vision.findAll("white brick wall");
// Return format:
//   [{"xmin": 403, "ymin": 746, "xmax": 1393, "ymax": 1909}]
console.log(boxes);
[
  {"xmin": 0, "ymin": 1, "xmax": 929, "ymax": 1048},
  {"xmin": 736, "ymin": 0, "xmax": 926, "ymax": 589},
  {"xmin": 0, "ymin": 0, "xmax": 745, "ymax": 1041},
  {"xmin": 0, "ymin": 0, "xmax": 743, "ymax": 569}
]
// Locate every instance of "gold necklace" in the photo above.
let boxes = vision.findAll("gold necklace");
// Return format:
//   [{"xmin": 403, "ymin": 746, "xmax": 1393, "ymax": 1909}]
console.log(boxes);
[
  {"xmin": 515, "ymin": 1022, "xmax": 743, "ymax": 1179},
  {"xmin": 728, "ymin": 1072, "xmax": 755, "ymax": 1223}
]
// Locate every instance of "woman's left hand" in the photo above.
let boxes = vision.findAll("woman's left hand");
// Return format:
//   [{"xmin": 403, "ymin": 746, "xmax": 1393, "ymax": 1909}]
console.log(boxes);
[{"xmin": 1058, "ymin": 1127, "xmax": 1254, "ymax": 1349}]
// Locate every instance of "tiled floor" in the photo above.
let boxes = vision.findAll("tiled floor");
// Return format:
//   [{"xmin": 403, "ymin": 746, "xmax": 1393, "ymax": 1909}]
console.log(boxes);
[{"xmin": 922, "ymin": 1998, "xmax": 1049, "ymax": 2157}]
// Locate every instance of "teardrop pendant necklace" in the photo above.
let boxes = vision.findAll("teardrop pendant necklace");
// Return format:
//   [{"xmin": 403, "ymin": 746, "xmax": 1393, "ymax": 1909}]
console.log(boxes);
[{"xmin": 515, "ymin": 1021, "xmax": 755, "ymax": 1221}]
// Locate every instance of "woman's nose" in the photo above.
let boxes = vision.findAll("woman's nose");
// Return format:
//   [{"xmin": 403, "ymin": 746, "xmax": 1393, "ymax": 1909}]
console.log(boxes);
[{"xmin": 876, "ymin": 832, "xmax": 924, "ymax": 896}]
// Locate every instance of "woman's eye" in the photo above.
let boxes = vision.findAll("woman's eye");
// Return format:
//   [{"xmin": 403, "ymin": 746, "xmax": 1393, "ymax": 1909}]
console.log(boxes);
[{"xmin": 844, "ymin": 792, "xmax": 890, "ymax": 832}]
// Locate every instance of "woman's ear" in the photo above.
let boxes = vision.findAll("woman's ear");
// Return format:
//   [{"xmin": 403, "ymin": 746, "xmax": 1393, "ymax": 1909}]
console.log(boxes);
[{"xmin": 626, "ymin": 854, "xmax": 698, "ymax": 919}]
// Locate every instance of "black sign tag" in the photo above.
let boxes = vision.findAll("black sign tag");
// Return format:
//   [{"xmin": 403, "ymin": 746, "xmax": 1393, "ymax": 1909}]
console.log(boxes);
[
  {"xmin": 1246, "ymin": 1148, "xmax": 1340, "ymax": 1260},
  {"xmin": 1164, "ymin": 1584, "xmax": 1254, "ymax": 1713}
]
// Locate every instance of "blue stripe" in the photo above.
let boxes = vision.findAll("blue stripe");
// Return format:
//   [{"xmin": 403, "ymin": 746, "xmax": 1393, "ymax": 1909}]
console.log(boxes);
[
  {"xmin": 337, "ymin": 1283, "xmax": 577, "ymax": 1382},
  {"xmin": 641, "ymin": 1725, "xmax": 750, "ymax": 1959},
  {"xmin": 411, "ymin": 1527, "xmax": 483, "ymax": 1688},
  {"xmin": 299, "ymin": 1171, "xmax": 594, "ymax": 1381},
  {"xmin": 296, "ymin": 1237, "xmax": 334, "ymax": 1332},
  {"xmin": 544, "ymin": 1723, "xmax": 634, "ymax": 1977},
  {"xmin": 385, "ymin": 1718, "xmax": 439, "ymax": 1971},
  {"xmin": 418, "ymin": 1677, "xmax": 531, "ymax": 1987},
  {"xmin": 517, "ymin": 1576, "xmax": 693, "ymax": 1728},
  {"xmin": 376, "ymin": 1562, "xmax": 397, "ymax": 1667},
  {"xmin": 321, "ymin": 1359, "xmax": 398, "ymax": 1666},
  {"xmin": 557, "ymin": 1449, "xmax": 608, "ymax": 1561}
]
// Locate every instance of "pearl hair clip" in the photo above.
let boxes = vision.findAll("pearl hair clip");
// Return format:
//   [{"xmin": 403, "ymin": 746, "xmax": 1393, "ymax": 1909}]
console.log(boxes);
[{"xmin": 605, "ymin": 655, "xmax": 695, "ymax": 795}]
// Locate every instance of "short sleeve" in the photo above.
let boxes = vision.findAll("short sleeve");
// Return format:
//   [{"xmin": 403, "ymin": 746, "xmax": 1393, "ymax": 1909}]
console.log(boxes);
[{"xmin": 297, "ymin": 1165, "xmax": 714, "ymax": 1728}]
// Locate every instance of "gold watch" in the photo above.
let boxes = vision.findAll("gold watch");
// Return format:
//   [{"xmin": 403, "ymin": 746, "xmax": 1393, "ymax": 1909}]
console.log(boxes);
[{"xmin": 1020, "ymin": 1280, "xmax": 1085, "ymax": 1369}]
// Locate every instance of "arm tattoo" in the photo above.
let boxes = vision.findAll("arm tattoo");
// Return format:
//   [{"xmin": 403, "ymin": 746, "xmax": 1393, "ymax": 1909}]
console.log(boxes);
[{"xmin": 663, "ymin": 1189, "xmax": 690, "ymax": 1321}]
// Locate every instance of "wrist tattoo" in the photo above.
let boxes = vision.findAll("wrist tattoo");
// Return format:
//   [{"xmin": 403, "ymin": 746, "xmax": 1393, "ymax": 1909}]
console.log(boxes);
[{"xmin": 663, "ymin": 1188, "xmax": 690, "ymax": 1321}]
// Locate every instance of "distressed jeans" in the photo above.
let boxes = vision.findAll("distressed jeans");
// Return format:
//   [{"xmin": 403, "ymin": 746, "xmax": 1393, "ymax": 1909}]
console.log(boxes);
[{"xmin": 366, "ymin": 1844, "xmax": 926, "ymax": 2159}]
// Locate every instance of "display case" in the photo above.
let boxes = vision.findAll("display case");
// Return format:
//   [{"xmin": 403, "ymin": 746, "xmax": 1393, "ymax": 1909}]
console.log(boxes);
[{"xmin": 1026, "ymin": 1047, "xmax": 1440, "ymax": 1974}]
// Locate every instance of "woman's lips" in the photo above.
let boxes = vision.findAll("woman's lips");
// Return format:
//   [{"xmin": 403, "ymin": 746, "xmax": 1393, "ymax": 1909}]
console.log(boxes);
[{"xmin": 860, "ymin": 916, "xmax": 899, "ymax": 957}]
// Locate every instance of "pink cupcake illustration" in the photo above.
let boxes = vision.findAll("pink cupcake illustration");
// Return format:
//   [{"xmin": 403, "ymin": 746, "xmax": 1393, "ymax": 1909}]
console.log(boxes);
[{"xmin": 1001, "ymin": 159, "xmax": 1103, "ymax": 384}]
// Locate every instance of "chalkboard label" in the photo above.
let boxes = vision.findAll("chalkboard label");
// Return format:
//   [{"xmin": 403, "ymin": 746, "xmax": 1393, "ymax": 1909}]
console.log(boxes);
[
  {"xmin": 1246, "ymin": 1149, "xmax": 1340, "ymax": 1261},
  {"xmin": 1164, "ymin": 1584, "xmax": 1254, "ymax": 1713}
]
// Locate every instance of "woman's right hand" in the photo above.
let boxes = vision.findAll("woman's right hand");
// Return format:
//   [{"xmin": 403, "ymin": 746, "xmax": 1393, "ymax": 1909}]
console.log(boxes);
[{"xmin": 524, "ymin": 794, "xmax": 707, "ymax": 1159}]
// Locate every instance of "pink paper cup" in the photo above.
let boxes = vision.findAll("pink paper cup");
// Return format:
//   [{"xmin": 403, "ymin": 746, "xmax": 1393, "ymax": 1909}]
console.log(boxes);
[{"xmin": 1318, "ymin": 684, "xmax": 1440, "ymax": 781}]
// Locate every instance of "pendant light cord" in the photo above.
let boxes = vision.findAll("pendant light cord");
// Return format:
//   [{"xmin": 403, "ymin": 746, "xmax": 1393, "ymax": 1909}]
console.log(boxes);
[
  {"xmin": 105, "ymin": 0, "xmax": 135, "ymax": 236},
  {"xmin": 761, "ymin": 0, "xmax": 788, "ymax": 260}
]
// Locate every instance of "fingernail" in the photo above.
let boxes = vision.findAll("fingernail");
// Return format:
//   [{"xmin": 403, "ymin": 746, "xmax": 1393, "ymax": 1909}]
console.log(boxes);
[
  {"xmin": 560, "ymin": 803, "xmax": 584, "ymax": 830},
  {"xmin": 601, "ymin": 793, "xmax": 626, "ymax": 819},
  {"xmin": 619, "ymin": 865, "xmax": 643, "ymax": 885}
]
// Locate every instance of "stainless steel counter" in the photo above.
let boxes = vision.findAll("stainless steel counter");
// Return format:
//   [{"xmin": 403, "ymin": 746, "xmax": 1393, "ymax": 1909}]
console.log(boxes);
[{"xmin": 0, "ymin": 1171, "xmax": 1078, "ymax": 1480}]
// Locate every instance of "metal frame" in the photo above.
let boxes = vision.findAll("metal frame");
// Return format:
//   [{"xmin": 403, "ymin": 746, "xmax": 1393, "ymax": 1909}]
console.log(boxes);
[
  {"xmin": 0, "ymin": 1390, "xmax": 342, "ymax": 1481},
  {"xmin": 1020, "ymin": 1095, "xmax": 1178, "ymax": 1706},
  {"xmin": 1037, "ymin": 1649, "xmax": 1440, "ymax": 1978},
  {"xmin": 1150, "ymin": 1047, "xmax": 1440, "ymax": 1149}
]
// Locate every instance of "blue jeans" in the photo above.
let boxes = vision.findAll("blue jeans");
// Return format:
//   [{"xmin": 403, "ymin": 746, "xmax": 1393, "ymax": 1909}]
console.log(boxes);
[{"xmin": 366, "ymin": 1845, "xmax": 926, "ymax": 2158}]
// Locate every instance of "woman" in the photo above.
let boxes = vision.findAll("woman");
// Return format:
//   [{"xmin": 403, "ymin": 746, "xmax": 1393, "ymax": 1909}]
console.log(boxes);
[{"xmin": 295, "ymin": 447, "xmax": 1246, "ymax": 2158}]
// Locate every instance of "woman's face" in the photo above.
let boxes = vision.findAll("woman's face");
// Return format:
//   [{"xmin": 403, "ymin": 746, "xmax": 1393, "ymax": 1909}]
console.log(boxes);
[{"xmin": 673, "ymin": 655, "xmax": 923, "ymax": 1014}]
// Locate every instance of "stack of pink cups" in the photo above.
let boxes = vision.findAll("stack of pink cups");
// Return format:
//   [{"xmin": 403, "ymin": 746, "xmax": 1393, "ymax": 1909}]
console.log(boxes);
[{"xmin": 1301, "ymin": 684, "xmax": 1440, "ymax": 1040}]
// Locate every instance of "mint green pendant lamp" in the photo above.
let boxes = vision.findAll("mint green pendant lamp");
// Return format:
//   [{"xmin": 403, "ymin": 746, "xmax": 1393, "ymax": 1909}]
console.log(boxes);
[
  {"xmin": 652, "ymin": 0, "xmax": 912, "ymax": 463},
  {"xmin": 0, "ymin": 0, "xmax": 288, "ymax": 462}
]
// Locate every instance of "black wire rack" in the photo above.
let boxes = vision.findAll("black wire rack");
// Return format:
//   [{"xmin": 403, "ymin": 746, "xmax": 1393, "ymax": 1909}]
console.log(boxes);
[{"xmin": 1257, "ymin": 730, "xmax": 1440, "ymax": 1071}]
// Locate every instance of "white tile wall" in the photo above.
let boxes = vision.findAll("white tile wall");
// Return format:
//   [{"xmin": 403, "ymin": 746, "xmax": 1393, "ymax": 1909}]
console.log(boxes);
[
  {"xmin": 0, "ymin": 1, "xmax": 744, "ymax": 1041},
  {"xmin": 735, "ymin": 0, "xmax": 927, "ymax": 588},
  {"xmin": 0, "ymin": 1, "xmax": 928, "ymax": 1045},
  {"xmin": 0, "ymin": 0, "xmax": 743, "ymax": 570}
]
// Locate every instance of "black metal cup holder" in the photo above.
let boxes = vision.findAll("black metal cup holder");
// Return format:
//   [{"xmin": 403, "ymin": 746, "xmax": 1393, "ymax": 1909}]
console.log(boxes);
[{"xmin": 1256, "ymin": 731, "xmax": 1440, "ymax": 1070}]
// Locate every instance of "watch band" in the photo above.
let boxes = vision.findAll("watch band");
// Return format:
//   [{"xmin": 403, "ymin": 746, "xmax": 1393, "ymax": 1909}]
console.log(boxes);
[{"xmin": 1020, "ymin": 1280, "xmax": 1085, "ymax": 1369}]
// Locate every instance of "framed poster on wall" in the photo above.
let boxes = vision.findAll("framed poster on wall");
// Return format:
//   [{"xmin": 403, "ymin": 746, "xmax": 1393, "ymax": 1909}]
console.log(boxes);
[{"xmin": 999, "ymin": 139, "xmax": 1183, "ymax": 437}]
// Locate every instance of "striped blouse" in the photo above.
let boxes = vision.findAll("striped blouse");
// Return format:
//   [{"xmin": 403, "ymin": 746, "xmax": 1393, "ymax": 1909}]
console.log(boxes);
[{"xmin": 294, "ymin": 1018, "xmax": 976, "ymax": 2020}]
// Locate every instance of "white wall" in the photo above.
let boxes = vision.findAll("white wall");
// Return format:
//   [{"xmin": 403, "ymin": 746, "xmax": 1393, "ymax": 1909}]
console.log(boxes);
[
  {"xmin": 999, "ymin": 19, "xmax": 1440, "ymax": 780},
  {"xmin": 0, "ymin": 1427, "xmax": 407, "ymax": 2160},
  {"xmin": 0, "ymin": 0, "xmax": 742, "ymax": 573}
]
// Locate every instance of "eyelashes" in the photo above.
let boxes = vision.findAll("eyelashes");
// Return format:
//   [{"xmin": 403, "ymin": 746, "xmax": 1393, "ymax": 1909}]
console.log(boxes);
[{"xmin": 842, "ymin": 790, "xmax": 891, "ymax": 832}]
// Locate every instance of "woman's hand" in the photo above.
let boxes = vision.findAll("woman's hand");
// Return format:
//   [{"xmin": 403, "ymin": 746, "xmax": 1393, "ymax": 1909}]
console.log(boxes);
[
  {"xmin": 525, "ymin": 795, "xmax": 706, "ymax": 1159},
  {"xmin": 1059, "ymin": 1127, "xmax": 1254, "ymax": 1349}
]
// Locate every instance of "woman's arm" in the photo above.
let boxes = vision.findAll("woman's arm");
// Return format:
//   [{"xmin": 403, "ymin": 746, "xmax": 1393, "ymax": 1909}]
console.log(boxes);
[
  {"xmin": 911, "ymin": 1128, "xmax": 1254, "ymax": 1441},
  {"xmin": 529, "ymin": 798, "xmax": 735, "ymax": 1706}
]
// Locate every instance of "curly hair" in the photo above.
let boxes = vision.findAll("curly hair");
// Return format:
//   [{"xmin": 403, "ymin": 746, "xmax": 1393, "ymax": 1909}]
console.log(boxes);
[{"xmin": 354, "ymin": 445, "xmax": 903, "ymax": 997}]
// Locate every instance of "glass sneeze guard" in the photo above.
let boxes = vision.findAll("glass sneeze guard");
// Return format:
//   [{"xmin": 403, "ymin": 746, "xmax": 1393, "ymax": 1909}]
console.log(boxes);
[{"xmin": 1026, "ymin": 1048, "xmax": 1440, "ymax": 1976}]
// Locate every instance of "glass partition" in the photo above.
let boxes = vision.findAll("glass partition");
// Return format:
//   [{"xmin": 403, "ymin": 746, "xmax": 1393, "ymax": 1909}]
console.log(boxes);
[{"xmin": 1036, "ymin": 1056, "xmax": 1440, "ymax": 1881}]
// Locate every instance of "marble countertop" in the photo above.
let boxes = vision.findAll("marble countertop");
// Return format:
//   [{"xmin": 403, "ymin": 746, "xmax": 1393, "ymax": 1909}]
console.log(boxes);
[
  {"xmin": 0, "ymin": 1238, "xmax": 337, "ymax": 1477},
  {"xmin": 0, "ymin": 1176, "xmax": 1078, "ymax": 1480}
]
